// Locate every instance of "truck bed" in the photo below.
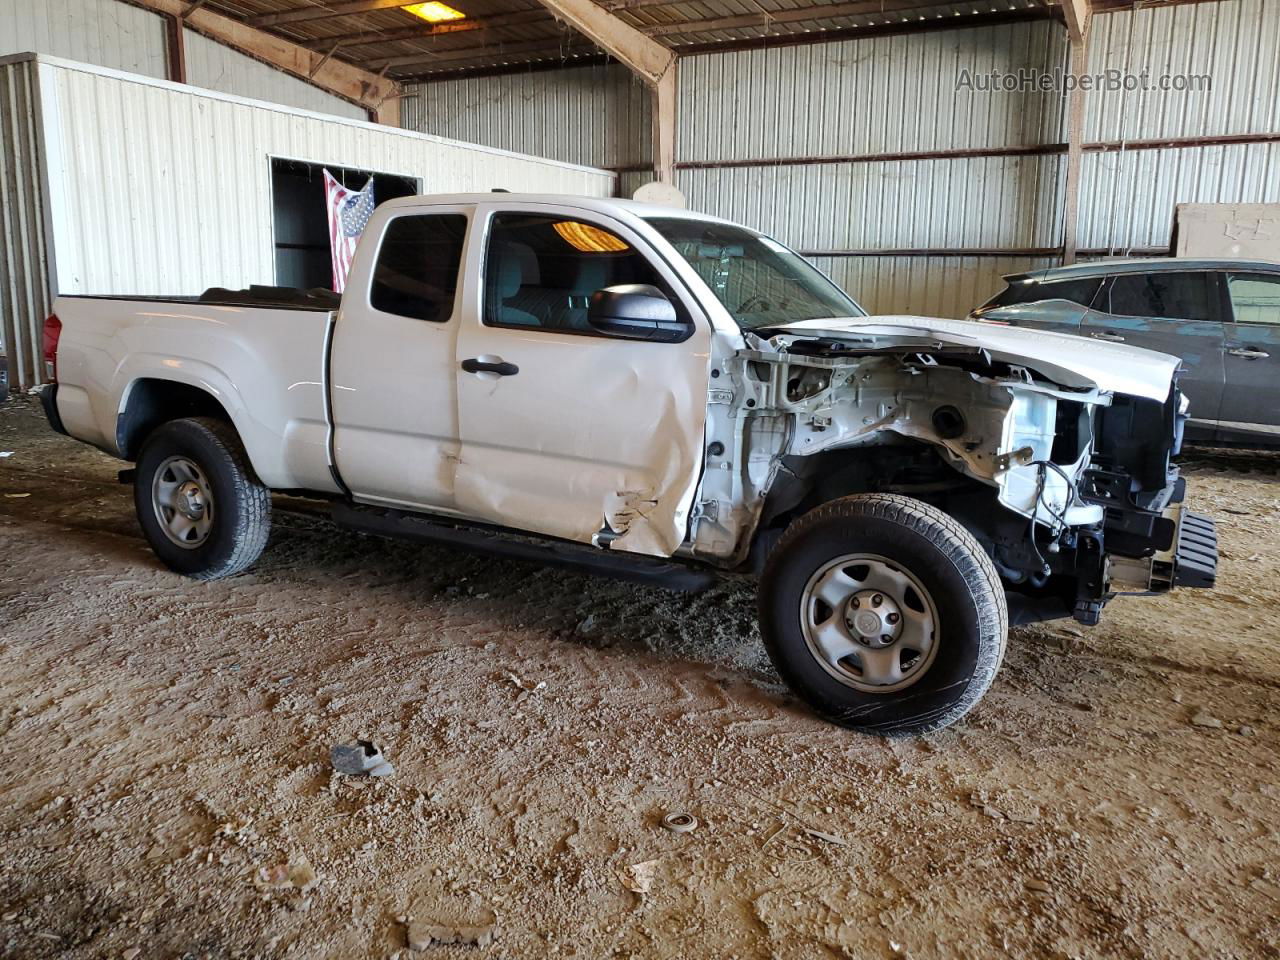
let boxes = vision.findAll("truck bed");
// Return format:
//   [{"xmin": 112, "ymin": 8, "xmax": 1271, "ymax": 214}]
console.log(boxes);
[{"xmin": 51, "ymin": 294, "xmax": 339, "ymax": 493}]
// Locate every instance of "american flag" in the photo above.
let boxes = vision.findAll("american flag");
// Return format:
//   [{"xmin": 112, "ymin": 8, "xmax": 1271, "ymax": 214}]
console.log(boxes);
[{"xmin": 323, "ymin": 169, "xmax": 375, "ymax": 292}]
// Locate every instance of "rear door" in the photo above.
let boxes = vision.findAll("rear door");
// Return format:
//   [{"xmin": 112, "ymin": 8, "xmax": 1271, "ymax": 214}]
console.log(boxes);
[
  {"xmin": 330, "ymin": 205, "xmax": 472, "ymax": 510},
  {"xmin": 1220, "ymin": 272, "xmax": 1280, "ymax": 440},
  {"xmin": 1083, "ymin": 271, "xmax": 1225, "ymax": 426},
  {"xmin": 452, "ymin": 203, "xmax": 712, "ymax": 557}
]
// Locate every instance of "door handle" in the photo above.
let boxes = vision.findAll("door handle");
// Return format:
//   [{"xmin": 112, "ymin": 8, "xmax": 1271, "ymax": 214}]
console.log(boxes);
[
  {"xmin": 461, "ymin": 357, "xmax": 519, "ymax": 376},
  {"xmin": 1227, "ymin": 347, "xmax": 1270, "ymax": 360},
  {"xmin": 1090, "ymin": 330, "xmax": 1126, "ymax": 342}
]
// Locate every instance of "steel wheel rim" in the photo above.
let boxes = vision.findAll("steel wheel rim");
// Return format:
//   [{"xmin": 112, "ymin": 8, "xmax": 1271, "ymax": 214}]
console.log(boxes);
[
  {"xmin": 152, "ymin": 455, "xmax": 215, "ymax": 549},
  {"xmin": 799, "ymin": 553, "xmax": 940, "ymax": 693}
]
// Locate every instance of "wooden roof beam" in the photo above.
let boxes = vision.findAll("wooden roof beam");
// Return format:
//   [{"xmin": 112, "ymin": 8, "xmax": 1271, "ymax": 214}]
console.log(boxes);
[
  {"xmin": 1061, "ymin": 0, "xmax": 1091, "ymax": 41},
  {"xmin": 119, "ymin": 0, "xmax": 401, "ymax": 114}
]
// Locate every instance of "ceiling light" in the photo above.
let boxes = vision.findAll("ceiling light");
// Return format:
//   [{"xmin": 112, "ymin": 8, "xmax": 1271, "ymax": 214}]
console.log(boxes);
[
  {"xmin": 401, "ymin": 2, "xmax": 466, "ymax": 23},
  {"xmin": 553, "ymin": 221, "xmax": 629, "ymax": 253}
]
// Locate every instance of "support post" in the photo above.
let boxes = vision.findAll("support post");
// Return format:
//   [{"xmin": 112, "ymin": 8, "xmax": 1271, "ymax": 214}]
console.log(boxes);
[
  {"xmin": 1061, "ymin": 31, "xmax": 1089, "ymax": 265},
  {"xmin": 165, "ymin": 13, "xmax": 186, "ymax": 83},
  {"xmin": 531, "ymin": 0, "xmax": 678, "ymax": 183},
  {"xmin": 652, "ymin": 63, "xmax": 676, "ymax": 186}
]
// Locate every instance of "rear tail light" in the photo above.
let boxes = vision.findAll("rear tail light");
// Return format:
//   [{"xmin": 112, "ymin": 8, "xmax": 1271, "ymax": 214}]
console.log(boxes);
[{"xmin": 42, "ymin": 313, "xmax": 62, "ymax": 382}]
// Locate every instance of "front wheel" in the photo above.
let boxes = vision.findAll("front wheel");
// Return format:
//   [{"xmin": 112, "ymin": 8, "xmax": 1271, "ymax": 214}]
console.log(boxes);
[
  {"xmin": 759, "ymin": 494, "xmax": 1007, "ymax": 735},
  {"xmin": 133, "ymin": 417, "xmax": 271, "ymax": 580}
]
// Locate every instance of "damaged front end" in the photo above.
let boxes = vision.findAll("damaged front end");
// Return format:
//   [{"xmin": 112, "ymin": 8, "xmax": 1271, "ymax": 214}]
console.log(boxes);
[{"xmin": 686, "ymin": 318, "xmax": 1217, "ymax": 625}]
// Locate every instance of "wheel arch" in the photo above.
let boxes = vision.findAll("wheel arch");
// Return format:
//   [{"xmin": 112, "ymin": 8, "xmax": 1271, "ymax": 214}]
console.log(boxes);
[{"xmin": 117, "ymin": 377, "xmax": 239, "ymax": 461}]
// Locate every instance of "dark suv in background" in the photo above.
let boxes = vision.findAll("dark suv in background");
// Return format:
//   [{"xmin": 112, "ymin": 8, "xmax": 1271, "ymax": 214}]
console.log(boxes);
[{"xmin": 972, "ymin": 259, "xmax": 1280, "ymax": 447}]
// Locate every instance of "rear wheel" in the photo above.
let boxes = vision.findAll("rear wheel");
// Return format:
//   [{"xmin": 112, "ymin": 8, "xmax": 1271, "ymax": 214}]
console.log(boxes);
[
  {"xmin": 133, "ymin": 417, "xmax": 271, "ymax": 579},
  {"xmin": 759, "ymin": 494, "xmax": 1007, "ymax": 735}
]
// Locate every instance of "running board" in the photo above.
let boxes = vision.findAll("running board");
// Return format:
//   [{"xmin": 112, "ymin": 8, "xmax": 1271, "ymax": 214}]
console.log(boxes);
[{"xmin": 332, "ymin": 503, "xmax": 718, "ymax": 594}]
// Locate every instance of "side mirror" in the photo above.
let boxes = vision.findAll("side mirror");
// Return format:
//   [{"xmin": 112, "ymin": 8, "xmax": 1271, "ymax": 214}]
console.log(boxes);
[{"xmin": 587, "ymin": 284, "xmax": 693, "ymax": 343}]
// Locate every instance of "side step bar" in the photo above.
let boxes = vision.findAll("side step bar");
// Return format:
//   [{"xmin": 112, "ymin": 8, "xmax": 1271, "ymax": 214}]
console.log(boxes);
[{"xmin": 332, "ymin": 503, "xmax": 719, "ymax": 594}]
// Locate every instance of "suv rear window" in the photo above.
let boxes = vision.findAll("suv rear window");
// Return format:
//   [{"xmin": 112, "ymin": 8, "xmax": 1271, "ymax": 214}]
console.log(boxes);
[
  {"xmin": 1107, "ymin": 272, "xmax": 1215, "ymax": 322},
  {"xmin": 981, "ymin": 277, "xmax": 1103, "ymax": 311}
]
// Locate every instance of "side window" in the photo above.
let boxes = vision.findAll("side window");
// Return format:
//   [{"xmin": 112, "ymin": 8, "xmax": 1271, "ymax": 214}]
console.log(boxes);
[
  {"xmin": 483, "ymin": 213, "xmax": 670, "ymax": 332},
  {"xmin": 370, "ymin": 214, "xmax": 468, "ymax": 322},
  {"xmin": 1227, "ymin": 274, "xmax": 1280, "ymax": 327},
  {"xmin": 985, "ymin": 277, "xmax": 1102, "ymax": 310},
  {"xmin": 1107, "ymin": 272, "xmax": 1214, "ymax": 321}
]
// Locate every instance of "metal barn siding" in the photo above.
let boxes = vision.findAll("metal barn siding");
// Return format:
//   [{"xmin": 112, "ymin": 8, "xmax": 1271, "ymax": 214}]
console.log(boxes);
[
  {"xmin": 1087, "ymin": 0, "xmax": 1280, "ymax": 143},
  {"xmin": 672, "ymin": 18, "xmax": 1069, "ymax": 312},
  {"xmin": 1078, "ymin": 141, "xmax": 1280, "ymax": 254},
  {"xmin": 403, "ymin": 63, "xmax": 652, "ymax": 171},
  {"xmin": 0, "ymin": 58, "xmax": 50, "ymax": 391},
  {"xmin": 1078, "ymin": 0, "xmax": 1280, "ymax": 255},
  {"xmin": 0, "ymin": 0, "xmax": 167, "ymax": 78},
  {"xmin": 182, "ymin": 29, "xmax": 367, "ymax": 122},
  {"xmin": 676, "ymin": 19, "xmax": 1068, "ymax": 164},
  {"xmin": 817, "ymin": 255, "xmax": 1058, "ymax": 320},
  {"xmin": 679, "ymin": 154, "xmax": 1064, "ymax": 253}
]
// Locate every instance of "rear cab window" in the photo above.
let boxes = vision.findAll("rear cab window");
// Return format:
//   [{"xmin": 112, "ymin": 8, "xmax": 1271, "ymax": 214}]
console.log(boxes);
[{"xmin": 369, "ymin": 213, "xmax": 469, "ymax": 322}]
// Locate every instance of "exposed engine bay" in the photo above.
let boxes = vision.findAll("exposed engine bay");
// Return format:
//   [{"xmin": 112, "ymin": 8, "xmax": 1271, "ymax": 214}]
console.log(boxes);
[{"xmin": 685, "ymin": 324, "xmax": 1198, "ymax": 625}]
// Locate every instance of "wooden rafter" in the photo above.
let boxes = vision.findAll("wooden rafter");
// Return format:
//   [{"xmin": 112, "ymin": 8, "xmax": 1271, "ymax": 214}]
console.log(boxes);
[
  {"xmin": 1061, "ymin": 0, "xmax": 1091, "ymax": 41},
  {"xmin": 118, "ymin": 0, "xmax": 401, "ymax": 114}
]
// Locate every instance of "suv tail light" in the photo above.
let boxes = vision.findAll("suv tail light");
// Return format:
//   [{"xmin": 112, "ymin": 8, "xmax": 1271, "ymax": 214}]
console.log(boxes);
[{"xmin": 42, "ymin": 313, "xmax": 62, "ymax": 382}]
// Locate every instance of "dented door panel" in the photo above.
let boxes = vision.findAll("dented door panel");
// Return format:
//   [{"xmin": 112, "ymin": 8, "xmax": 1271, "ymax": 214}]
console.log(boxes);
[{"xmin": 453, "ymin": 204, "xmax": 713, "ymax": 557}]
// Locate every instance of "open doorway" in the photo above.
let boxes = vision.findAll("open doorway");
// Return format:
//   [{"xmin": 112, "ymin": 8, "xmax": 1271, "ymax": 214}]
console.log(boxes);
[{"xmin": 270, "ymin": 158, "xmax": 419, "ymax": 290}]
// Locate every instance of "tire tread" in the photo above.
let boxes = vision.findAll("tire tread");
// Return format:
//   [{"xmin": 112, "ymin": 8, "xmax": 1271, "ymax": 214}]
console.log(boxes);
[{"xmin": 761, "ymin": 493, "xmax": 1008, "ymax": 735}]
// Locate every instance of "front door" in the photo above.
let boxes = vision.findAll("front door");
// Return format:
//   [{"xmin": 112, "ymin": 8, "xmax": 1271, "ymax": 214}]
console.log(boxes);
[
  {"xmin": 330, "ymin": 205, "xmax": 471, "ymax": 509},
  {"xmin": 452, "ymin": 205, "xmax": 712, "ymax": 557},
  {"xmin": 1083, "ymin": 271, "xmax": 1226, "ymax": 426},
  {"xmin": 1221, "ymin": 271, "xmax": 1280, "ymax": 441}
]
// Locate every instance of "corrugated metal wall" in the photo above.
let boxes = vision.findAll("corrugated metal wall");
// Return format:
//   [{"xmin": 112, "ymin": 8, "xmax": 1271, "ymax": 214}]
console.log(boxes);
[
  {"xmin": 0, "ymin": 55, "xmax": 614, "ymax": 388},
  {"xmin": 182, "ymin": 30, "xmax": 367, "ymax": 121},
  {"xmin": 0, "ymin": 58, "xmax": 50, "ymax": 389},
  {"xmin": 0, "ymin": 0, "xmax": 167, "ymax": 79},
  {"xmin": 402, "ymin": 0, "xmax": 1280, "ymax": 319},
  {"xmin": 0, "ymin": 0, "xmax": 368, "ymax": 120},
  {"xmin": 403, "ymin": 63, "xmax": 652, "ymax": 171},
  {"xmin": 1079, "ymin": 0, "xmax": 1280, "ymax": 255}
]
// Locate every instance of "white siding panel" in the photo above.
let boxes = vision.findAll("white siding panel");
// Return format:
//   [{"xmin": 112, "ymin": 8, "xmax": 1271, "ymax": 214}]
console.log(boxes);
[
  {"xmin": 0, "ymin": 0, "xmax": 167, "ymax": 78},
  {"xmin": 31, "ymin": 57, "xmax": 614, "ymax": 305},
  {"xmin": 182, "ymin": 29, "xmax": 367, "ymax": 122}
]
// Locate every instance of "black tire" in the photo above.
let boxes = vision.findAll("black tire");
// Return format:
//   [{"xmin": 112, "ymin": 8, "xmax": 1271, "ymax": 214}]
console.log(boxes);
[
  {"xmin": 133, "ymin": 417, "xmax": 271, "ymax": 580},
  {"xmin": 758, "ymin": 494, "xmax": 1007, "ymax": 735}
]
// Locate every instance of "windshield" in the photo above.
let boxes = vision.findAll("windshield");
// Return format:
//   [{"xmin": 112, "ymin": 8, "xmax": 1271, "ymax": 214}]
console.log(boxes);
[{"xmin": 644, "ymin": 217, "xmax": 865, "ymax": 331}]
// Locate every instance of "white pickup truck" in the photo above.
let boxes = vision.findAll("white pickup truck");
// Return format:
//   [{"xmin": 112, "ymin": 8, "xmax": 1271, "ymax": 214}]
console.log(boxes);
[{"xmin": 41, "ymin": 194, "xmax": 1217, "ymax": 734}]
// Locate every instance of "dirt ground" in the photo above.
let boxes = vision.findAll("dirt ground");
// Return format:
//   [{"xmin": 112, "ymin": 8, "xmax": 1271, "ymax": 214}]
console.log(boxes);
[{"xmin": 1, "ymin": 393, "xmax": 1278, "ymax": 960}]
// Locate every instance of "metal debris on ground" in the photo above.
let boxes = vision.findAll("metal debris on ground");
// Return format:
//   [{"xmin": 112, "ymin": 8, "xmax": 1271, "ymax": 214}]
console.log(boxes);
[
  {"xmin": 617, "ymin": 859, "xmax": 660, "ymax": 894},
  {"xmin": 660, "ymin": 811, "xmax": 698, "ymax": 834},
  {"xmin": 329, "ymin": 740, "xmax": 394, "ymax": 777},
  {"xmin": 802, "ymin": 828, "xmax": 847, "ymax": 846}
]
